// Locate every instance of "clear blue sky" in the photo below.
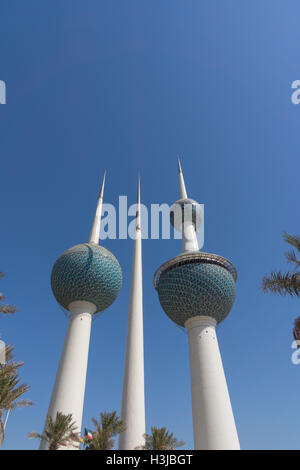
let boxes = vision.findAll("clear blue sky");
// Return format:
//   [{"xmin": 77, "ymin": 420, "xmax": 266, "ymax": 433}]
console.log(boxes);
[{"xmin": 1, "ymin": 0, "xmax": 300, "ymax": 450}]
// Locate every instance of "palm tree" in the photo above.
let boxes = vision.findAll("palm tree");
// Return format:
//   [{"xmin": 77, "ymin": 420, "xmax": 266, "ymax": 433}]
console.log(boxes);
[
  {"xmin": 0, "ymin": 345, "xmax": 33, "ymax": 446},
  {"xmin": 28, "ymin": 412, "xmax": 80, "ymax": 450},
  {"xmin": 137, "ymin": 426, "xmax": 185, "ymax": 450},
  {"xmin": 85, "ymin": 411, "xmax": 125, "ymax": 450},
  {"xmin": 262, "ymin": 232, "xmax": 300, "ymax": 341},
  {"xmin": 0, "ymin": 273, "xmax": 17, "ymax": 315}
]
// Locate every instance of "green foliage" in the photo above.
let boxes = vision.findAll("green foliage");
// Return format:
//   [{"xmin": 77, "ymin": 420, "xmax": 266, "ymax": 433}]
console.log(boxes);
[
  {"xmin": 85, "ymin": 411, "xmax": 125, "ymax": 450},
  {"xmin": 137, "ymin": 426, "xmax": 185, "ymax": 450},
  {"xmin": 28, "ymin": 411, "xmax": 80, "ymax": 450},
  {"xmin": 262, "ymin": 233, "xmax": 300, "ymax": 297},
  {"xmin": 0, "ymin": 345, "xmax": 33, "ymax": 446}
]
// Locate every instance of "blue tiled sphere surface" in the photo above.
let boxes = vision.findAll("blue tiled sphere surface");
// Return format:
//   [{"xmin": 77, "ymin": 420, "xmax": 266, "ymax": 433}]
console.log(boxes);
[
  {"xmin": 157, "ymin": 262, "xmax": 236, "ymax": 326},
  {"xmin": 51, "ymin": 243, "xmax": 122, "ymax": 313}
]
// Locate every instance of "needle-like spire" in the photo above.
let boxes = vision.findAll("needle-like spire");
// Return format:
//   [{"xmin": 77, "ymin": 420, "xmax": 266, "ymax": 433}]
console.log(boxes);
[
  {"xmin": 119, "ymin": 175, "xmax": 145, "ymax": 450},
  {"xmin": 137, "ymin": 173, "xmax": 141, "ymax": 204},
  {"xmin": 178, "ymin": 156, "xmax": 188, "ymax": 199},
  {"xmin": 88, "ymin": 171, "xmax": 106, "ymax": 244},
  {"xmin": 136, "ymin": 173, "xmax": 141, "ymax": 231}
]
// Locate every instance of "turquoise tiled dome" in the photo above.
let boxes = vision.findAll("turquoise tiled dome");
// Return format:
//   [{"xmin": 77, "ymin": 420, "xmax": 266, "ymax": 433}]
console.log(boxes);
[
  {"xmin": 51, "ymin": 243, "xmax": 122, "ymax": 313},
  {"xmin": 156, "ymin": 261, "xmax": 236, "ymax": 326}
]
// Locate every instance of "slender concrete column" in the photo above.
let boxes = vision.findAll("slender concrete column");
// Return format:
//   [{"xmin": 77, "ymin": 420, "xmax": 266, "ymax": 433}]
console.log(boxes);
[
  {"xmin": 119, "ymin": 178, "xmax": 145, "ymax": 450},
  {"xmin": 182, "ymin": 221, "xmax": 199, "ymax": 252},
  {"xmin": 40, "ymin": 301, "xmax": 96, "ymax": 450},
  {"xmin": 185, "ymin": 316, "xmax": 240, "ymax": 450}
]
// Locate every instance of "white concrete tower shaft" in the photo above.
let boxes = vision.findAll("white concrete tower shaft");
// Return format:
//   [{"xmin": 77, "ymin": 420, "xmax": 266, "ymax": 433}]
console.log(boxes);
[
  {"xmin": 119, "ymin": 177, "xmax": 146, "ymax": 450},
  {"xmin": 177, "ymin": 158, "xmax": 199, "ymax": 253},
  {"xmin": 40, "ymin": 174, "xmax": 106, "ymax": 450},
  {"xmin": 40, "ymin": 301, "xmax": 96, "ymax": 450},
  {"xmin": 185, "ymin": 316, "xmax": 240, "ymax": 450}
]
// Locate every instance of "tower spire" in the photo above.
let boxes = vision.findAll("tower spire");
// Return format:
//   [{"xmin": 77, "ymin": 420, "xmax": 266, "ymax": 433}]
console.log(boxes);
[
  {"xmin": 137, "ymin": 173, "xmax": 141, "ymax": 204},
  {"xmin": 88, "ymin": 171, "xmax": 106, "ymax": 244},
  {"xmin": 178, "ymin": 156, "xmax": 188, "ymax": 199},
  {"xmin": 172, "ymin": 159, "xmax": 199, "ymax": 252},
  {"xmin": 119, "ymin": 176, "xmax": 145, "ymax": 450}
]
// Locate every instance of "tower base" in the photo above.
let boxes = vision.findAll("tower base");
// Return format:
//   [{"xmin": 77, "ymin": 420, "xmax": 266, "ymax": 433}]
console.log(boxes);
[
  {"xmin": 40, "ymin": 301, "xmax": 95, "ymax": 450},
  {"xmin": 185, "ymin": 315, "xmax": 240, "ymax": 450}
]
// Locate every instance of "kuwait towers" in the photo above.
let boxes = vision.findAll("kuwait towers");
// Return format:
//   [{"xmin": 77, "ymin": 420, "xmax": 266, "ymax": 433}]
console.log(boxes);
[
  {"xmin": 40, "ymin": 174, "xmax": 122, "ymax": 450},
  {"xmin": 153, "ymin": 160, "xmax": 240, "ymax": 450},
  {"xmin": 119, "ymin": 177, "xmax": 146, "ymax": 450}
]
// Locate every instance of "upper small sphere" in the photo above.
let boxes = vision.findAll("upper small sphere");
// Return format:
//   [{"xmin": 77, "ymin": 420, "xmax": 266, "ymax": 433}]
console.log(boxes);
[
  {"xmin": 51, "ymin": 243, "xmax": 122, "ymax": 313},
  {"xmin": 170, "ymin": 198, "xmax": 203, "ymax": 231},
  {"xmin": 155, "ymin": 254, "xmax": 236, "ymax": 326}
]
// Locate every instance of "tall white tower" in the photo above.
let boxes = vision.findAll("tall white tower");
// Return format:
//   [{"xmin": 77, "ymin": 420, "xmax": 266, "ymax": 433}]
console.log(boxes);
[
  {"xmin": 153, "ymin": 159, "xmax": 240, "ymax": 450},
  {"xmin": 119, "ymin": 177, "xmax": 146, "ymax": 450},
  {"xmin": 40, "ymin": 174, "xmax": 122, "ymax": 449}
]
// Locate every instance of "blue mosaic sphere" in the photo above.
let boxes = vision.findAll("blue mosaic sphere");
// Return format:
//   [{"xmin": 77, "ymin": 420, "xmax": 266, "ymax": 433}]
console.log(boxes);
[
  {"xmin": 51, "ymin": 243, "xmax": 122, "ymax": 313},
  {"xmin": 155, "ymin": 256, "xmax": 236, "ymax": 326}
]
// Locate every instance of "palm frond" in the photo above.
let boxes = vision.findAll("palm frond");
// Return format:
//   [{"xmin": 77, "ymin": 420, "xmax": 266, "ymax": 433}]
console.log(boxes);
[
  {"xmin": 28, "ymin": 412, "xmax": 80, "ymax": 450},
  {"xmin": 0, "ymin": 272, "xmax": 18, "ymax": 315},
  {"xmin": 3, "ymin": 344, "xmax": 14, "ymax": 362},
  {"xmin": 285, "ymin": 250, "xmax": 300, "ymax": 269},
  {"xmin": 293, "ymin": 317, "xmax": 300, "ymax": 347},
  {"xmin": 283, "ymin": 232, "xmax": 300, "ymax": 253},
  {"xmin": 138, "ymin": 426, "xmax": 185, "ymax": 450},
  {"xmin": 0, "ymin": 342, "xmax": 32, "ymax": 446},
  {"xmin": 86, "ymin": 411, "xmax": 125, "ymax": 450},
  {"xmin": 262, "ymin": 271, "xmax": 300, "ymax": 297},
  {"xmin": 0, "ymin": 305, "xmax": 18, "ymax": 315}
]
